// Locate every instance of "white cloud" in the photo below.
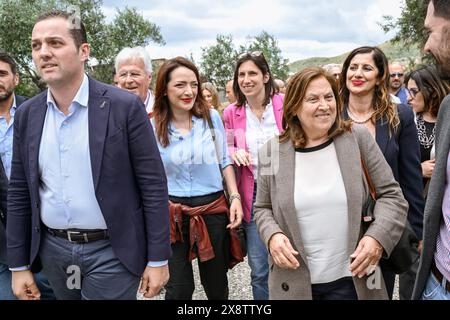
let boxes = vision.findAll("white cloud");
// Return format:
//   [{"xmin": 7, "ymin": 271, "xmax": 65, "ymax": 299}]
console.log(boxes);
[{"xmin": 102, "ymin": 0, "xmax": 405, "ymax": 63}]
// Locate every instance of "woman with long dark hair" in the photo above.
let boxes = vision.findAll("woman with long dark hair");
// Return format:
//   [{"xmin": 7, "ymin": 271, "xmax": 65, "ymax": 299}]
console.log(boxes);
[
  {"xmin": 405, "ymin": 65, "xmax": 450, "ymax": 197},
  {"xmin": 223, "ymin": 52, "xmax": 284, "ymax": 300},
  {"xmin": 339, "ymin": 46, "xmax": 424, "ymax": 299}
]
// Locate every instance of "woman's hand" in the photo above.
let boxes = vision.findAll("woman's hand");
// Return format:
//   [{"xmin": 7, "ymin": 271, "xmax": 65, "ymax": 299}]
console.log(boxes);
[
  {"xmin": 422, "ymin": 159, "xmax": 435, "ymax": 178},
  {"xmin": 269, "ymin": 233, "xmax": 300, "ymax": 270},
  {"xmin": 349, "ymin": 236, "xmax": 383, "ymax": 278},
  {"xmin": 232, "ymin": 149, "xmax": 252, "ymax": 167},
  {"xmin": 227, "ymin": 197, "xmax": 243, "ymax": 229}
]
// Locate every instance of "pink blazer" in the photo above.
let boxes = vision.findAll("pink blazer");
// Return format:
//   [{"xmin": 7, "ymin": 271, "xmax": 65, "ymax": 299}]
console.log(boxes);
[{"xmin": 223, "ymin": 94, "xmax": 284, "ymax": 222}]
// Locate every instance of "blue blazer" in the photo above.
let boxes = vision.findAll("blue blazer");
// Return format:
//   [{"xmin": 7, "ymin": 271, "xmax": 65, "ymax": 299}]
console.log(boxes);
[
  {"xmin": 344, "ymin": 104, "xmax": 424, "ymax": 239},
  {"xmin": 375, "ymin": 104, "xmax": 424, "ymax": 239},
  {"xmin": 0, "ymin": 94, "xmax": 27, "ymax": 264},
  {"xmin": 6, "ymin": 79, "xmax": 171, "ymax": 275}
]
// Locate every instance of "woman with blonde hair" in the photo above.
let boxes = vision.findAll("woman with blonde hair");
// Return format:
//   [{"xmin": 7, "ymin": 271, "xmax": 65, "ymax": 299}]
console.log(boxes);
[
  {"xmin": 202, "ymin": 82, "xmax": 220, "ymax": 109},
  {"xmin": 254, "ymin": 67, "xmax": 407, "ymax": 300}
]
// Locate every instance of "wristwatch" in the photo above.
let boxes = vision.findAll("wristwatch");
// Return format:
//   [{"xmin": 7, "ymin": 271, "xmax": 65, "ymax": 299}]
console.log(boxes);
[{"xmin": 229, "ymin": 192, "xmax": 241, "ymax": 203}]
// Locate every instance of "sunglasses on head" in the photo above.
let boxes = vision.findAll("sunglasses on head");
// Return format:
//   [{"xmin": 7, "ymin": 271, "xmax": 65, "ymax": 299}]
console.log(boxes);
[
  {"xmin": 390, "ymin": 72, "xmax": 404, "ymax": 78},
  {"xmin": 238, "ymin": 51, "xmax": 264, "ymax": 59}
]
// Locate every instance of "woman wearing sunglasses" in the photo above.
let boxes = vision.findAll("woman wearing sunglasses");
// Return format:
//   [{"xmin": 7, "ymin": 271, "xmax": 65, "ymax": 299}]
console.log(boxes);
[
  {"xmin": 405, "ymin": 65, "xmax": 450, "ymax": 198},
  {"xmin": 223, "ymin": 51, "xmax": 284, "ymax": 300},
  {"xmin": 339, "ymin": 46, "xmax": 424, "ymax": 300}
]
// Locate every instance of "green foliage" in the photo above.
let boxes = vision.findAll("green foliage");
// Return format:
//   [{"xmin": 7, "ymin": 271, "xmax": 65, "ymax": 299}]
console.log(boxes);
[
  {"xmin": 200, "ymin": 34, "xmax": 238, "ymax": 90},
  {"xmin": 379, "ymin": 0, "xmax": 428, "ymax": 54},
  {"xmin": 200, "ymin": 31, "xmax": 289, "ymax": 90},
  {"xmin": 105, "ymin": 7, "xmax": 165, "ymax": 63},
  {"xmin": 241, "ymin": 31, "xmax": 289, "ymax": 81},
  {"xmin": 0, "ymin": 0, "xmax": 164, "ymax": 95}
]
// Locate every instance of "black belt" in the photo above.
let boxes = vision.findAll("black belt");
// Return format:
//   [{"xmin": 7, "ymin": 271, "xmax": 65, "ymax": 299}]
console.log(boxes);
[
  {"xmin": 46, "ymin": 227, "xmax": 108, "ymax": 244},
  {"xmin": 431, "ymin": 261, "xmax": 450, "ymax": 293}
]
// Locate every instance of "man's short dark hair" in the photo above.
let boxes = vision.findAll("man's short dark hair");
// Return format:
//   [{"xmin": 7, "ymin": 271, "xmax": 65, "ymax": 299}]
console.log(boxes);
[
  {"xmin": 0, "ymin": 52, "xmax": 17, "ymax": 75},
  {"xmin": 35, "ymin": 10, "xmax": 88, "ymax": 48},
  {"xmin": 431, "ymin": 0, "xmax": 450, "ymax": 19}
]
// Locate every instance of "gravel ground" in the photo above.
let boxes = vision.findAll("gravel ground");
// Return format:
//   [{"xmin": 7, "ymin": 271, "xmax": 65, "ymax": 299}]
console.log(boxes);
[
  {"xmin": 192, "ymin": 257, "xmax": 253, "ymax": 300},
  {"xmin": 138, "ymin": 259, "xmax": 399, "ymax": 300}
]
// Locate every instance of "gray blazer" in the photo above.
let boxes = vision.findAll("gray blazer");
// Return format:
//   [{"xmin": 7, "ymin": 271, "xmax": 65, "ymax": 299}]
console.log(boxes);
[
  {"xmin": 254, "ymin": 124, "xmax": 408, "ymax": 300},
  {"xmin": 413, "ymin": 95, "xmax": 450, "ymax": 299}
]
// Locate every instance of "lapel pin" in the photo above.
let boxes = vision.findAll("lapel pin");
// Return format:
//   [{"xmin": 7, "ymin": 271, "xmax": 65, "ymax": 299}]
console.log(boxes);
[{"xmin": 100, "ymin": 101, "xmax": 106, "ymax": 109}]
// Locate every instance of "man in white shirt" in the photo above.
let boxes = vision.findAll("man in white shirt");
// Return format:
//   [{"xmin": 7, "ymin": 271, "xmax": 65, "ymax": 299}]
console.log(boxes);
[{"xmin": 115, "ymin": 46, "xmax": 155, "ymax": 115}]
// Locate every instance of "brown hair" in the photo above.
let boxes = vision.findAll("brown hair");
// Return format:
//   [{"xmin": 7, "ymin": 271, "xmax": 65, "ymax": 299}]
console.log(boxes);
[
  {"xmin": 36, "ymin": 10, "xmax": 87, "ymax": 49},
  {"xmin": 406, "ymin": 65, "xmax": 450, "ymax": 118},
  {"xmin": 201, "ymin": 82, "xmax": 220, "ymax": 109},
  {"xmin": 339, "ymin": 46, "xmax": 400, "ymax": 133},
  {"xmin": 430, "ymin": 0, "xmax": 450, "ymax": 19},
  {"xmin": 280, "ymin": 67, "xmax": 351, "ymax": 148},
  {"xmin": 0, "ymin": 52, "xmax": 17, "ymax": 75},
  {"xmin": 233, "ymin": 52, "xmax": 275, "ymax": 107},
  {"xmin": 153, "ymin": 57, "xmax": 211, "ymax": 147}
]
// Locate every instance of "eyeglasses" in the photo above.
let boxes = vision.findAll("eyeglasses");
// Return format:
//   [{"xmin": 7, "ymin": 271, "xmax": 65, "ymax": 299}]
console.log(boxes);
[
  {"xmin": 390, "ymin": 72, "xmax": 404, "ymax": 78},
  {"xmin": 238, "ymin": 51, "xmax": 264, "ymax": 59},
  {"xmin": 117, "ymin": 71, "xmax": 145, "ymax": 80},
  {"xmin": 408, "ymin": 88, "xmax": 420, "ymax": 98}
]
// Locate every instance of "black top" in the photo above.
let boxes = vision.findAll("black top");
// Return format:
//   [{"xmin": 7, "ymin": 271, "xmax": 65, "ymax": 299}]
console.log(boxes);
[
  {"xmin": 342, "ymin": 104, "xmax": 424, "ymax": 239},
  {"xmin": 417, "ymin": 119, "xmax": 435, "ymax": 162},
  {"xmin": 416, "ymin": 114, "xmax": 436, "ymax": 190},
  {"xmin": 295, "ymin": 139, "xmax": 333, "ymax": 153}
]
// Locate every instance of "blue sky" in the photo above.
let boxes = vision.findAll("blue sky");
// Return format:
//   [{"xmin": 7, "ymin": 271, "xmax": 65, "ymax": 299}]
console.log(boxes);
[{"xmin": 101, "ymin": 0, "xmax": 404, "ymax": 63}]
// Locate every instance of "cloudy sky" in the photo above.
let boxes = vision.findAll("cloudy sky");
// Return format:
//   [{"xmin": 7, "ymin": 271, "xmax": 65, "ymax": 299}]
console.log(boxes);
[{"xmin": 102, "ymin": 0, "xmax": 404, "ymax": 64}]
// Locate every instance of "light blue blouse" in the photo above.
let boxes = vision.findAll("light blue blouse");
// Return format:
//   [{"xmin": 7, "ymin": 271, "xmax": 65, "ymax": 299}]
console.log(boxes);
[{"xmin": 154, "ymin": 109, "xmax": 232, "ymax": 197}]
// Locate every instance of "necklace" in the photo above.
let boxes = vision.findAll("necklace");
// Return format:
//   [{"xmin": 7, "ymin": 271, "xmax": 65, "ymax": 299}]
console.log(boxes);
[
  {"xmin": 347, "ymin": 108, "xmax": 374, "ymax": 124},
  {"xmin": 416, "ymin": 113, "xmax": 435, "ymax": 149}
]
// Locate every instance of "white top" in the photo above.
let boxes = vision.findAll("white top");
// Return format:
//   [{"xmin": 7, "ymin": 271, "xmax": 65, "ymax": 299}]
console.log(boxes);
[
  {"xmin": 145, "ymin": 90, "xmax": 155, "ymax": 114},
  {"xmin": 245, "ymin": 101, "xmax": 279, "ymax": 178},
  {"xmin": 294, "ymin": 140, "xmax": 352, "ymax": 284}
]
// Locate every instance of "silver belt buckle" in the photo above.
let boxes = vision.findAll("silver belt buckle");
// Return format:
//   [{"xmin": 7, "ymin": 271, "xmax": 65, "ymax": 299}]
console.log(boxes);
[{"xmin": 67, "ymin": 230, "xmax": 81, "ymax": 243}]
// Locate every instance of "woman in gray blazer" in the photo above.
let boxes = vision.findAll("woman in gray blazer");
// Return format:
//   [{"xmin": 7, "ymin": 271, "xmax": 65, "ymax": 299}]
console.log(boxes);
[{"xmin": 254, "ymin": 67, "xmax": 408, "ymax": 300}]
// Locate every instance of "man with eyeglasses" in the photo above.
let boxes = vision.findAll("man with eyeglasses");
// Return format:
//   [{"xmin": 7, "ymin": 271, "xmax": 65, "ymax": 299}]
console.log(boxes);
[
  {"xmin": 389, "ymin": 61, "xmax": 409, "ymax": 105},
  {"xmin": 115, "ymin": 46, "xmax": 155, "ymax": 116}
]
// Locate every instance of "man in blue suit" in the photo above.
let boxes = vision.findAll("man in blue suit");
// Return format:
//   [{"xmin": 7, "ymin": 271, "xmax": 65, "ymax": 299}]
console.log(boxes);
[
  {"xmin": 7, "ymin": 11, "xmax": 171, "ymax": 300},
  {"xmin": 0, "ymin": 52, "xmax": 55, "ymax": 300}
]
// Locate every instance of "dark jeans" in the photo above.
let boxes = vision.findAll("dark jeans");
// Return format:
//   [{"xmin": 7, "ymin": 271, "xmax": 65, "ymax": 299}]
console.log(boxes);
[
  {"xmin": 312, "ymin": 277, "xmax": 358, "ymax": 300},
  {"xmin": 165, "ymin": 191, "xmax": 230, "ymax": 300},
  {"xmin": 39, "ymin": 230, "xmax": 140, "ymax": 300},
  {"xmin": 399, "ymin": 258, "xmax": 419, "ymax": 300}
]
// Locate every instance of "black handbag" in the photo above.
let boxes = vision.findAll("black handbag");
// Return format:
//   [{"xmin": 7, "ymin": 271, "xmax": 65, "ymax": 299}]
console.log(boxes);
[
  {"xmin": 206, "ymin": 116, "xmax": 247, "ymax": 258},
  {"xmin": 361, "ymin": 157, "xmax": 420, "ymax": 274}
]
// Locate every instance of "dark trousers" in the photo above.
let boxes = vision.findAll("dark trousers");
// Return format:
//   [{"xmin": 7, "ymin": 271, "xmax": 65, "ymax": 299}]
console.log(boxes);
[
  {"xmin": 312, "ymin": 277, "xmax": 358, "ymax": 300},
  {"xmin": 39, "ymin": 230, "xmax": 140, "ymax": 300},
  {"xmin": 165, "ymin": 191, "xmax": 230, "ymax": 300},
  {"xmin": 399, "ymin": 258, "xmax": 419, "ymax": 300},
  {"xmin": 382, "ymin": 269, "xmax": 396, "ymax": 300}
]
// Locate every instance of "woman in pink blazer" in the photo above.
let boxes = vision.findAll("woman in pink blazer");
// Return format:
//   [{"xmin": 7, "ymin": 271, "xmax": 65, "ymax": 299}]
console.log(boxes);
[{"xmin": 223, "ymin": 52, "xmax": 284, "ymax": 300}]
